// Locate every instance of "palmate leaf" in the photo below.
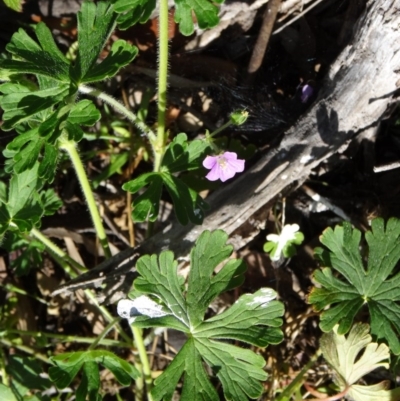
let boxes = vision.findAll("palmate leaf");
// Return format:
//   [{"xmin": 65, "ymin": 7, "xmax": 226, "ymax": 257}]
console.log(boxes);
[
  {"xmin": 113, "ymin": 0, "xmax": 223, "ymax": 35},
  {"xmin": 0, "ymin": 164, "xmax": 62, "ymax": 235},
  {"xmin": 0, "ymin": 82, "xmax": 69, "ymax": 130},
  {"xmin": 320, "ymin": 323, "xmax": 400, "ymax": 401},
  {"xmin": 73, "ymin": 1, "xmax": 138, "ymax": 83},
  {"xmin": 308, "ymin": 218, "xmax": 400, "ymax": 354},
  {"xmin": 174, "ymin": 0, "xmax": 223, "ymax": 36},
  {"xmin": 49, "ymin": 350, "xmax": 139, "ymax": 397},
  {"xmin": 0, "ymin": 22, "xmax": 70, "ymax": 81},
  {"xmin": 115, "ymin": 0, "xmax": 156, "ymax": 30},
  {"xmin": 118, "ymin": 230, "xmax": 284, "ymax": 401}
]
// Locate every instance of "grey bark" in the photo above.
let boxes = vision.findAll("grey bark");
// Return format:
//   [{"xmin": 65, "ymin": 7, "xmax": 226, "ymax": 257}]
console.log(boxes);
[{"xmin": 53, "ymin": 0, "xmax": 400, "ymax": 303}]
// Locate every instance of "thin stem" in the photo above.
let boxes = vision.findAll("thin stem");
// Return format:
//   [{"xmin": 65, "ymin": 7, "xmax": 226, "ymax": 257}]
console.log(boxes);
[
  {"xmin": 153, "ymin": 0, "xmax": 169, "ymax": 173},
  {"xmin": 3, "ymin": 329, "xmax": 130, "ymax": 348},
  {"xmin": 30, "ymin": 227, "xmax": 86, "ymax": 274},
  {"xmin": 78, "ymin": 85, "xmax": 156, "ymax": 143},
  {"xmin": 59, "ymin": 140, "xmax": 111, "ymax": 259},
  {"xmin": 208, "ymin": 119, "xmax": 233, "ymax": 138},
  {"xmin": 132, "ymin": 326, "xmax": 154, "ymax": 401},
  {"xmin": 88, "ymin": 317, "xmax": 122, "ymax": 350},
  {"xmin": 276, "ymin": 351, "xmax": 320, "ymax": 401},
  {"xmin": 0, "ymin": 339, "xmax": 50, "ymax": 364},
  {"xmin": 0, "ymin": 346, "xmax": 9, "ymax": 386}
]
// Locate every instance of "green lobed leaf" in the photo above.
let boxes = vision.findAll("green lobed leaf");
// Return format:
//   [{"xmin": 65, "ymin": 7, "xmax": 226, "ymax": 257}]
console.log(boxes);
[
  {"xmin": 0, "ymin": 82, "xmax": 69, "ymax": 130},
  {"xmin": 186, "ymin": 230, "xmax": 244, "ymax": 327},
  {"xmin": 76, "ymin": 361, "xmax": 100, "ymax": 401},
  {"xmin": 7, "ymin": 163, "xmax": 39, "ymax": 218},
  {"xmin": 82, "ymin": 39, "xmax": 138, "ymax": 83},
  {"xmin": 0, "ymin": 384, "xmax": 17, "ymax": 401},
  {"xmin": 162, "ymin": 173, "xmax": 208, "ymax": 225},
  {"xmin": 0, "ymin": 202, "xmax": 10, "ymax": 236},
  {"xmin": 120, "ymin": 230, "xmax": 284, "ymax": 400},
  {"xmin": 49, "ymin": 350, "xmax": 139, "ymax": 391},
  {"xmin": 1, "ymin": 233, "xmax": 45, "ymax": 276},
  {"xmin": 152, "ymin": 338, "xmax": 219, "ymax": 401},
  {"xmin": 113, "ymin": 0, "xmax": 157, "ymax": 29},
  {"xmin": 123, "ymin": 172, "xmax": 163, "ymax": 222},
  {"xmin": 161, "ymin": 133, "xmax": 211, "ymax": 173},
  {"xmin": 73, "ymin": 1, "xmax": 118, "ymax": 82},
  {"xmin": 123, "ymin": 171, "xmax": 208, "ymax": 225},
  {"xmin": 7, "ymin": 356, "xmax": 51, "ymax": 391},
  {"xmin": 3, "ymin": 0, "xmax": 24, "ymax": 12},
  {"xmin": 174, "ymin": 0, "xmax": 223, "ymax": 36},
  {"xmin": 0, "ymin": 23, "xmax": 70, "ymax": 81},
  {"xmin": 68, "ymin": 100, "xmax": 101, "ymax": 126},
  {"xmin": 196, "ymin": 339, "xmax": 267, "ymax": 401},
  {"xmin": 196, "ymin": 288, "xmax": 284, "ymax": 346},
  {"xmin": 309, "ymin": 218, "xmax": 400, "ymax": 354}
]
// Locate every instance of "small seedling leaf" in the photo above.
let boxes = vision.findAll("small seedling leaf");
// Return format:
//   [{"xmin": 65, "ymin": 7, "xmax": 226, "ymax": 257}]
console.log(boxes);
[{"xmin": 320, "ymin": 323, "xmax": 400, "ymax": 401}]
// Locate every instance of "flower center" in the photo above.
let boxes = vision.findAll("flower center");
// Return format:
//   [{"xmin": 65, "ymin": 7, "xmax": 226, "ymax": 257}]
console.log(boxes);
[{"xmin": 217, "ymin": 156, "xmax": 227, "ymax": 169}]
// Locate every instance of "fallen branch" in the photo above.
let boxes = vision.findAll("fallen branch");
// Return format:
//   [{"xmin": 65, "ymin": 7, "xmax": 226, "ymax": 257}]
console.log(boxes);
[{"xmin": 53, "ymin": 0, "xmax": 400, "ymax": 303}]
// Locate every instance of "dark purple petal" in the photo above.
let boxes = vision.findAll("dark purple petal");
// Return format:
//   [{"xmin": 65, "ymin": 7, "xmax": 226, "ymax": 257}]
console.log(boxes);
[{"xmin": 301, "ymin": 84, "xmax": 313, "ymax": 103}]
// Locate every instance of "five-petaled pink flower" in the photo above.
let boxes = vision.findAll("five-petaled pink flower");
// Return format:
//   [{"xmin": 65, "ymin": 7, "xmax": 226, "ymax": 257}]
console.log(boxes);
[{"xmin": 203, "ymin": 152, "xmax": 245, "ymax": 182}]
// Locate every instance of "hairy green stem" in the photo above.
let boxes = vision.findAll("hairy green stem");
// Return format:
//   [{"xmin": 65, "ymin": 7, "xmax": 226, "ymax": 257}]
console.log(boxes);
[
  {"xmin": 78, "ymin": 85, "xmax": 156, "ymax": 142},
  {"xmin": 132, "ymin": 326, "xmax": 154, "ymax": 401},
  {"xmin": 59, "ymin": 140, "xmax": 111, "ymax": 259},
  {"xmin": 153, "ymin": 0, "xmax": 169, "ymax": 173}
]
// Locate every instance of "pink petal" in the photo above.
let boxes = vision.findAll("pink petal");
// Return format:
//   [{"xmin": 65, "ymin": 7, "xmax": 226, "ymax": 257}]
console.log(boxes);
[
  {"xmin": 222, "ymin": 152, "xmax": 238, "ymax": 161},
  {"xmin": 206, "ymin": 164, "xmax": 223, "ymax": 181},
  {"xmin": 226, "ymin": 158, "xmax": 245, "ymax": 173},
  {"xmin": 219, "ymin": 166, "xmax": 236, "ymax": 182},
  {"xmin": 203, "ymin": 156, "xmax": 217, "ymax": 169}
]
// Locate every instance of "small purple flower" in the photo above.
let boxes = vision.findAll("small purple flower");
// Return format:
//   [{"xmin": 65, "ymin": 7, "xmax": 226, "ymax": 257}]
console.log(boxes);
[
  {"xmin": 203, "ymin": 152, "xmax": 245, "ymax": 182},
  {"xmin": 301, "ymin": 84, "xmax": 314, "ymax": 103}
]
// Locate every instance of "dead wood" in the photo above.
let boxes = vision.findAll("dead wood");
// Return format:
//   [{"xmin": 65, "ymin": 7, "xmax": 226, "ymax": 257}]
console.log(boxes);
[{"xmin": 53, "ymin": 0, "xmax": 400, "ymax": 302}]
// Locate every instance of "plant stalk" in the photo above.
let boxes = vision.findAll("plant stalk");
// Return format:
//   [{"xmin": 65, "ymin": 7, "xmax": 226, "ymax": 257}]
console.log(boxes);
[
  {"xmin": 78, "ymin": 85, "xmax": 156, "ymax": 142},
  {"xmin": 153, "ymin": 0, "xmax": 169, "ymax": 173},
  {"xmin": 132, "ymin": 326, "xmax": 154, "ymax": 401},
  {"xmin": 59, "ymin": 140, "xmax": 112, "ymax": 259}
]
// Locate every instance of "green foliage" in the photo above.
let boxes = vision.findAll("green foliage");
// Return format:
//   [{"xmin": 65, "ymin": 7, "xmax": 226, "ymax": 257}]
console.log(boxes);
[
  {"xmin": 119, "ymin": 230, "xmax": 284, "ymax": 400},
  {"xmin": 308, "ymin": 218, "xmax": 400, "ymax": 354},
  {"xmin": 1, "ymin": 233, "xmax": 46, "ymax": 276},
  {"xmin": 2, "ymin": 0, "xmax": 24, "ymax": 12},
  {"xmin": 0, "ymin": 164, "xmax": 62, "ymax": 235},
  {"xmin": 320, "ymin": 323, "xmax": 400, "ymax": 401},
  {"xmin": 112, "ymin": 0, "xmax": 224, "ymax": 35},
  {"xmin": 49, "ymin": 350, "xmax": 140, "ymax": 400},
  {"xmin": 123, "ymin": 133, "xmax": 211, "ymax": 225},
  {"xmin": 0, "ymin": 1, "xmax": 137, "ymax": 182}
]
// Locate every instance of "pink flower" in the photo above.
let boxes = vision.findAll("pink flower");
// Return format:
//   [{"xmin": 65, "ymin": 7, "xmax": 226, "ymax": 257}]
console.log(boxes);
[{"xmin": 203, "ymin": 152, "xmax": 245, "ymax": 182}]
